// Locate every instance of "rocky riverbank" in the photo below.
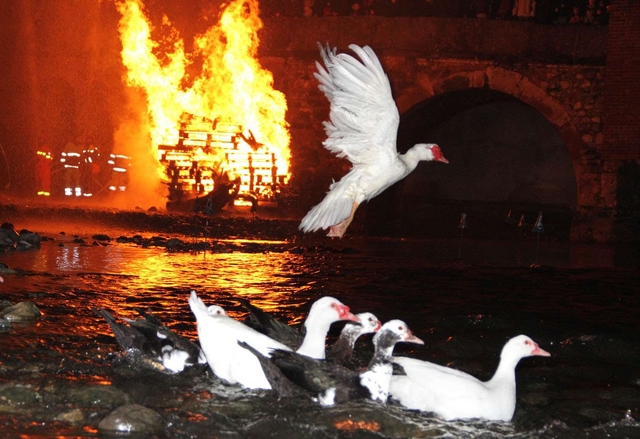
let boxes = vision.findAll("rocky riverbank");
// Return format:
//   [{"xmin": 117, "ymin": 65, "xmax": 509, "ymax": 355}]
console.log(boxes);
[{"xmin": 0, "ymin": 198, "xmax": 303, "ymax": 242}]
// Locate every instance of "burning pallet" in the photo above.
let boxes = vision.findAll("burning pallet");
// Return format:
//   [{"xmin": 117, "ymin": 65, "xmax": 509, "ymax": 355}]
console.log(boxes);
[{"xmin": 158, "ymin": 115, "xmax": 288, "ymax": 211}]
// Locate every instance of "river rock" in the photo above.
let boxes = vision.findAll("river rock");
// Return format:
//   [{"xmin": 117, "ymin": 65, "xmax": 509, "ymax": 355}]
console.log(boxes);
[
  {"xmin": 164, "ymin": 238, "xmax": 184, "ymax": 250},
  {"xmin": 67, "ymin": 385, "xmax": 131, "ymax": 409},
  {"xmin": 16, "ymin": 240, "xmax": 33, "ymax": 251},
  {"xmin": 0, "ymin": 383, "xmax": 41, "ymax": 406},
  {"xmin": 18, "ymin": 230, "xmax": 42, "ymax": 246},
  {"xmin": 0, "ymin": 316, "xmax": 11, "ymax": 330},
  {"xmin": 0, "ymin": 229, "xmax": 17, "ymax": 248},
  {"xmin": 0, "ymin": 263, "xmax": 18, "ymax": 275},
  {"xmin": 98, "ymin": 403, "xmax": 163, "ymax": 434},
  {"xmin": 0, "ymin": 301, "xmax": 41, "ymax": 321},
  {"xmin": 0, "ymin": 223, "xmax": 18, "ymax": 241},
  {"xmin": 55, "ymin": 408, "xmax": 85, "ymax": 425},
  {"xmin": 0, "ymin": 226, "xmax": 41, "ymax": 251}
]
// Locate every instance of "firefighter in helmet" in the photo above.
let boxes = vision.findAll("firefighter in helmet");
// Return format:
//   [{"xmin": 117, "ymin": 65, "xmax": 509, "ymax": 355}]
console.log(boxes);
[
  {"xmin": 35, "ymin": 136, "xmax": 53, "ymax": 197},
  {"xmin": 108, "ymin": 152, "xmax": 131, "ymax": 192},
  {"xmin": 60, "ymin": 136, "xmax": 82, "ymax": 196},
  {"xmin": 81, "ymin": 137, "xmax": 101, "ymax": 197}
]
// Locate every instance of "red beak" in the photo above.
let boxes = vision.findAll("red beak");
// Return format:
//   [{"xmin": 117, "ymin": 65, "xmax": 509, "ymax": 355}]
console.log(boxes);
[
  {"xmin": 432, "ymin": 145, "xmax": 449, "ymax": 164},
  {"xmin": 405, "ymin": 330, "xmax": 424, "ymax": 345},
  {"xmin": 337, "ymin": 305, "xmax": 360, "ymax": 323},
  {"xmin": 532, "ymin": 343, "xmax": 551, "ymax": 357}
]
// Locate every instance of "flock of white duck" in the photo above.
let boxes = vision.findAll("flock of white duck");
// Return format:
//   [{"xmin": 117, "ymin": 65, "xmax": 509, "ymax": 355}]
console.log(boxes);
[
  {"xmin": 198, "ymin": 294, "xmax": 550, "ymax": 422},
  {"xmin": 99, "ymin": 293, "xmax": 549, "ymax": 422},
  {"xmin": 98, "ymin": 43, "xmax": 549, "ymax": 423}
]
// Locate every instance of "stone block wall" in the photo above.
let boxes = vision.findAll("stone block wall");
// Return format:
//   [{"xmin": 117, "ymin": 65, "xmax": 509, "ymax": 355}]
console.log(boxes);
[
  {"xmin": 260, "ymin": 17, "xmax": 635, "ymax": 241},
  {"xmin": 598, "ymin": 0, "xmax": 640, "ymax": 242},
  {"xmin": 603, "ymin": 0, "xmax": 640, "ymax": 158}
]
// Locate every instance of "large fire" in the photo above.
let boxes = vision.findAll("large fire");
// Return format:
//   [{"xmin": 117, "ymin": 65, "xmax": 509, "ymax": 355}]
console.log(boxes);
[{"xmin": 115, "ymin": 0, "xmax": 290, "ymax": 207}]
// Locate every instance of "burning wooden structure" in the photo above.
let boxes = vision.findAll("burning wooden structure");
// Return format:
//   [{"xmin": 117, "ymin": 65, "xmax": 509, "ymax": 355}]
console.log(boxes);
[
  {"xmin": 115, "ymin": 0, "xmax": 291, "ymax": 213},
  {"xmin": 158, "ymin": 115, "xmax": 288, "ymax": 211}
]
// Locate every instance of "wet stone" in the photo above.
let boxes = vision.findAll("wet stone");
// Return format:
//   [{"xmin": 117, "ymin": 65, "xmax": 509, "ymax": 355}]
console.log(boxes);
[
  {"xmin": 55, "ymin": 408, "xmax": 85, "ymax": 425},
  {"xmin": 20, "ymin": 363, "xmax": 44, "ymax": 374},
  {"xmin": 109, "ymin": 373, "xmax": 193, "ymax": 408},
  {"xmin": 67, "ymin": 384, "xmax": 131, "ymax": 409},
  {"xmin": 165, "ymin": 238, "xmax": 184, "ymax": 249},
  {"xmin": 0, "ymin": 317, "xmax": 11, "ymax": 330},
  {"xmin": 98, "ymin": 403, "xmax": 163, "ymax": 434},
  {"xmin": 0, "ymin": 264, "xmax": 18, "ymax": 275},
  {"xmin": 16, "ymin": 240, "xmax": 34, "ymax": 250},
  {"xmin": 0, "ymin": 301, "xmax": 41, "ymax": 321},
  {"xmin": 0, "ymin": 383, "xmax": 41, "ymax": 406},
  {"xmin": 0, "ymin": 226, "xmax": 19, "ymax": 244},
  {"xmin": 242, "ymin": 417, "xmax": 330, "ymax": 439},
  {"xmin": 18, "ymin": 230, "xmax": 42, "ymax": 245}
]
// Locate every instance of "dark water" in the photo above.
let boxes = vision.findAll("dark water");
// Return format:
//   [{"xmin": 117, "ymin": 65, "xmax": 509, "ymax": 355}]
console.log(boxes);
[{"xmin": 1, "ymin": 225, "xmax": 639, "ymax": 438}]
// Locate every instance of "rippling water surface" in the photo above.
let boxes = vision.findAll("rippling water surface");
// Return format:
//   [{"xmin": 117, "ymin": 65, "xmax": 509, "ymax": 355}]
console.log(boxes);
[{"xmin": 1, "ymin": 225, "xmax": 639, "ymax": 438}]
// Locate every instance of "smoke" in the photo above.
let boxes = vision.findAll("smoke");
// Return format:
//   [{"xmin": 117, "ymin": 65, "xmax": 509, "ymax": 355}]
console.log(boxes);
[
  {"xmin": 112, "ymin": 88, "xmax": 166, "ymax": 210},
  {"xmin": 0, "ymin": 1, "xmax": 123, "ymax": 198}
]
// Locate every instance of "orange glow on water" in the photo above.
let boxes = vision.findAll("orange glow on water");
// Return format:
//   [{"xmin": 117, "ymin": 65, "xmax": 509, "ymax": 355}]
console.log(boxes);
[{"xmin": 334, "ymin": 420, "xmax": 381, "ymax": 432}]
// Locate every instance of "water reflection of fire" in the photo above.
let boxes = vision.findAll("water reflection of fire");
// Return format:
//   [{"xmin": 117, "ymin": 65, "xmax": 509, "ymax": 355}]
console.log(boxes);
[{"xmin": 115, "ymin": 0, "xmax": 290, "ymax": 208}]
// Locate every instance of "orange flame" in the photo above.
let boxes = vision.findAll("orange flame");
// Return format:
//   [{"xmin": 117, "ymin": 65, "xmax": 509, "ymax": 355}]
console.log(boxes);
[{"xmin": 115, "ymin": 0, "xmax": 290, "ymax": 201}]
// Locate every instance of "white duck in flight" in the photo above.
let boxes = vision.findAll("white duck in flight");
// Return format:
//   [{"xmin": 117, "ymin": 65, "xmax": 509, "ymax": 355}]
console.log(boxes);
[{"xmin": 299, "ymin": 43, "xmax": 448, "ymax": 238}]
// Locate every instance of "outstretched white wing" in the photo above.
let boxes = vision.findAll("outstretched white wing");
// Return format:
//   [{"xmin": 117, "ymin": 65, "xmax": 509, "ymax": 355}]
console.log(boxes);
[{"xmin": 315, "ymin": 43, "xmax": 399, "ymax": 166}]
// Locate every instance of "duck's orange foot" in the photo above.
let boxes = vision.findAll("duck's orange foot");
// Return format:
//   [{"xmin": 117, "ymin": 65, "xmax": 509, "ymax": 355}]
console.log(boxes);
[
  {"xmin": 327, "ymin": 223, "xmax": 347, "ymax": 238},
  {"xmin": 327, "ymin": 202, "xmax": 358, "ymax": 238}
]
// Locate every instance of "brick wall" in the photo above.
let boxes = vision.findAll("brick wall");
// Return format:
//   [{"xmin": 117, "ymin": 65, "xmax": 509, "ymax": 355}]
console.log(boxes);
[{"xmin": 603, "ymin": 0, "xmax": 640, "ymax": 158}]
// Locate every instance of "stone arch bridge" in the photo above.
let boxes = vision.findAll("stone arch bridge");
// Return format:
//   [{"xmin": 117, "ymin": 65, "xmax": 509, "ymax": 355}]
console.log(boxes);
[{"xmin": 258, "ymin": 17, "xmax": 634, "ymax": 243}]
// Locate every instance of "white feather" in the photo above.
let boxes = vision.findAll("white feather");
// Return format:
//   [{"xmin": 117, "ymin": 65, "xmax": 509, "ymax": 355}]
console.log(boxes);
[{"xmin": 300, "ymin": 43, "xmax": 445, "ymax": 235}]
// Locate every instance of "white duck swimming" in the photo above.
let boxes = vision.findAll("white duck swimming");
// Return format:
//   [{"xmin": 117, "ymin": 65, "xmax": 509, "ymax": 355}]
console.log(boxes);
[
  {"xmin": 189, "ymin": 292, "xmax": 360, "ymax": 389},
  {"xmin": 238, "ymin": 295, "xmax": 363, "ymax": 360},
  {"xmin": 189, "ymin": 291, "xmax": 290, "ymax": 389},
  {"xmin": 299, "ymin": 43, "xmax": 448, "ymax": 238},
  {"xmin": 390, "ymin": 335, "xmax": 550, "ymax": 421}
]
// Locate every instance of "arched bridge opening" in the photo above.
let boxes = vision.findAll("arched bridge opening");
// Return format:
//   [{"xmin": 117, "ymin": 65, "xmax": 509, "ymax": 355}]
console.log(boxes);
[{"xmin": 364, "ymin": 88, "xmax": 577, "ymax": 240}]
